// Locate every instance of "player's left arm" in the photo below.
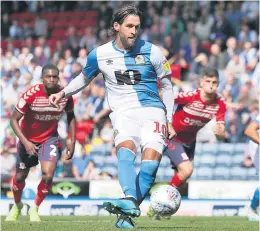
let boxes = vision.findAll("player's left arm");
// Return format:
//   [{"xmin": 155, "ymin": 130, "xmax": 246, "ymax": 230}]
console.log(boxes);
[
  {"xmin": 151, "ymin": 44, "xmax": 176, "ymax": 139},
  {"xmin": 244, "ymin": 119, "xmax": 260, "ymax": 144},
  {"xmin": 214, "ymin": 99, "xmax": 226, "ymax": 140},
  {"xmin": 64, "ymin": 97, "xmax": 76, "ymax": 160}
]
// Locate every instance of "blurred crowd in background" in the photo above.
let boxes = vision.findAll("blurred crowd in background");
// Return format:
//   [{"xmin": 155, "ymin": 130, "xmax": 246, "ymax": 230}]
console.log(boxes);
[{"xmin": 1, "ymin": 1, "xmax": 259, "ymax": 182}]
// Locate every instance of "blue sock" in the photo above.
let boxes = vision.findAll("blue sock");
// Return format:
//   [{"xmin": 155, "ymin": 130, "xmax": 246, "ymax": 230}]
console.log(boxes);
[
  {"xmin": 117, "ymin": 148, "xmax": 137, "ymax": 199},
  {"xmin": 136, "ymin": 160, "xmax": 159, "ymax": 204},
  {"xmin": 250, "ymin": 188, "xmax": 260, "ymax": 211}
]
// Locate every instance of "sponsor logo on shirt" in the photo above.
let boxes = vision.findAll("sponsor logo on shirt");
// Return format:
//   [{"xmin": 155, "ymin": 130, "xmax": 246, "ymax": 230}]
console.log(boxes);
[{"xmin": 34, "ymin": 114, "xmax": 62, "ymax": 121}]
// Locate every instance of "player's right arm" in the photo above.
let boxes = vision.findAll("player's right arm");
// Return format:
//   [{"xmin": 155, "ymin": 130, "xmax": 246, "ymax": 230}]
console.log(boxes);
[
  {"xmin": 49, "ymin": 49, "xmax": 100, "ymax": 107},
  {"xmin": 11, "ymin": 86, "xmax": 40, "ymax": 155},
  {"xmin": 244, "ymin": 117, "xmax": 260, "ymax": 144},
  {"xmin": 10, "ymin": 110, "xmax": 38, "ymax": 156}
]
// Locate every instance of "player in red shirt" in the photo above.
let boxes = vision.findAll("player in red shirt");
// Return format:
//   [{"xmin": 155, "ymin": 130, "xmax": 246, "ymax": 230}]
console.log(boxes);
[
  {"xmin": 5, "ymin": 64, "xmax": 76, "ymax": 222},
  {"xmin": 148, "ymin": 67, "xmax": 226, "ymax": 218},
  {"xmin": 166, "ymin": 67, "xmax": 226, "ymax": 189}
]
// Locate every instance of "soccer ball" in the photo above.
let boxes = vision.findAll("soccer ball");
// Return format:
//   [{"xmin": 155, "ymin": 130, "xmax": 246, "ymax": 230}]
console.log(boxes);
[{"xmin": 150, "ymin": 185, "xmax": 181, "ymax": 216}]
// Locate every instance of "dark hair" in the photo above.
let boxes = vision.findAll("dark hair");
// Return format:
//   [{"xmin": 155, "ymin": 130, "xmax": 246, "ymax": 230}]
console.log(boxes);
[
  {"xmin": 202, "ymin": 67, "xmax": 219, "ymax": 79},
  {"xmin": 109, "ymin": 4, "xmax": 142, "ymax": 36},
  {"xmin": 42, "ymin": 64, "xmax": 59, "ymax": 75}
]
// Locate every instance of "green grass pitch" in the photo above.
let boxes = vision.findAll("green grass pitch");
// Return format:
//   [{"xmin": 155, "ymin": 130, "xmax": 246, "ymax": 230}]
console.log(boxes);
[{"xmin": 1, "ymin": 216, "xmax": 259, "ymax": 231}]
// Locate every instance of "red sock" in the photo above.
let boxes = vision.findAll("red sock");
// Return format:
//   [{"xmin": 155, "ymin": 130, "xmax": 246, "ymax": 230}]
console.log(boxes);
[
  {"xmin": 12, "ymin": 176, "xmax": 25, "ymax": 204},
  {"xmin": 170, "ymin": 174, "xmax": 183, "ymax": 188},
  {"xmin": 35, "ymin": 180, "xmax": 52, "ymax": 207}
]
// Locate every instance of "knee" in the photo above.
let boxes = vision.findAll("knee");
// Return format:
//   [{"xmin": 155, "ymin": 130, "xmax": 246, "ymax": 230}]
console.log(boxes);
[
  {"xmin": 177, "ymin": 161, "xmax": 193, "ymax": 179},
  {"xmin": 42, "ymin": 172, "xmax": 54, "ymax": 185},
  {"xmin": 117, "ymin": 147, "xmax": 136, "ymax": 162},
  {"xmin": 15, "ymin": 172, "xmax": 27, "ymax": 183}
]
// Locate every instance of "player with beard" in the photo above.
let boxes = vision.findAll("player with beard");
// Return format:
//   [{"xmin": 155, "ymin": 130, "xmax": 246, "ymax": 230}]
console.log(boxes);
[
  {"xmin": 5, "ymin": 64, "xmax": 76, "ymax": 222},
  {"xmin": 48, "ymin": 5, "xmax": 175, "ymax": 228}
]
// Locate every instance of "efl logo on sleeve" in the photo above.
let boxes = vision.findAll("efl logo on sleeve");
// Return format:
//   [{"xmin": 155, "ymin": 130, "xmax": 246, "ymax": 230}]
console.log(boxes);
[{"xmin": 163, "ymin": 60, "xmax": 170, "ymax": 71}]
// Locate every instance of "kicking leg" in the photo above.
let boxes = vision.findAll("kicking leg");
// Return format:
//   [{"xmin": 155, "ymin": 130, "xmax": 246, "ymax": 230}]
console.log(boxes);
[{"xmin": 136, "ymin": 147, "xmax": 161, "ymax": 205}]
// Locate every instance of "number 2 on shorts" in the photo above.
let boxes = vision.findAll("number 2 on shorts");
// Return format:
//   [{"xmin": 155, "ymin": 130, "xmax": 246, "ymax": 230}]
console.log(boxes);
[{"xmin": 50, "ymin": 145, "xmax": 57, "ymax": 157}]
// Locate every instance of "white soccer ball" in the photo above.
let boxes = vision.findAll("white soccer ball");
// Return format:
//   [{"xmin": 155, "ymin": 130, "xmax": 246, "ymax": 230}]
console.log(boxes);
[{"xmin": 150, "ymin": 185, "xmax": 181, "ymax": 216}]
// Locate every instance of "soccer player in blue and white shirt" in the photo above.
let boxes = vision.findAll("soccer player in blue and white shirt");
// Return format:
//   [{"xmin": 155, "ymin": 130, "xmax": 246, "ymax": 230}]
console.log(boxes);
[
  {"xmin": 49, "ymin": 5, "xmax": 175, "ymax": 228},
  {"xmin": 244, "ymin": 115, "xmax": 259, "ymax": 221}
]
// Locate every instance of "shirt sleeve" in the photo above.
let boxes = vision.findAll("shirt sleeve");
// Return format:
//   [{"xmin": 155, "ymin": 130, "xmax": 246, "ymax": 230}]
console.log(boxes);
[
  {"xmin": 150, "ymin": 44, "xmax": 172, "ymax": 78},
  {"xmin": 15, "ymin": 85, "xmax": 39, "ymax": 114},
  {"xmin": 82, "ymin": 48, "xmax": 100, "ymax": 79},
  {"xmin": 216, "ymin": 99, "xmax": 226, "ymax": 123},
  {"xmin": 64, "ymin": 96, "xmax": 74, "ymax": 112},
  {"xmin": 174, "ymin": 90, "xmax": 198, "ymax": 105}
]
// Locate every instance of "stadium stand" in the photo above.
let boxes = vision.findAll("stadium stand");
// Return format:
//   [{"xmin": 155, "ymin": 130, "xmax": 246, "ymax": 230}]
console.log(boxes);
[{"xmin": 0, "ymin": 1, "xmax": 259, "ymax": 184}]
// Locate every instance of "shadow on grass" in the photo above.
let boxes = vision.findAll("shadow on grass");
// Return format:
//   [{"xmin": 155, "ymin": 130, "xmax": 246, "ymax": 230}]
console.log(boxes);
[{"xmin": 137, "ymin": 227, "xmax": 199, "ymax": 229}]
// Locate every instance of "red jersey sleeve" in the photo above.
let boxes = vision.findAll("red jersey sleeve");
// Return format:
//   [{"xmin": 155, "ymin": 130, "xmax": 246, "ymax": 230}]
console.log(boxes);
[
  {"xmin": 65, "ymin": 96, "xmax": 74, "ymax": 112},
  {"xmin": 216, "ymin": 98, "xmax": 226, "ymax": 123},
  {"xmin": 15, "ymin": 85, "xmax": 40, "ymax": 114},
  {"xmin": 174, "ymin": 89, "xmax": 199, "ymax": 105}
]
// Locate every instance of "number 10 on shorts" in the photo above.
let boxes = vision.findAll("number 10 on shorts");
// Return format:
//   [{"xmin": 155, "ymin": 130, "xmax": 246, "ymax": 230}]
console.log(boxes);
[{"xmin": 153, "ymin": 121, "xmax": 167, "ymax": 136}]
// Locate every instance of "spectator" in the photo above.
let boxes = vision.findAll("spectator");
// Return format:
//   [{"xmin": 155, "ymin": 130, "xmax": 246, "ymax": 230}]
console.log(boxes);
[
  {"xmin": 182, "ymin": 36, "xmax": 207, "ymax": 64},
  {"xmin": 190, "ymin": 52, "xmax": 209, "ymax": 76},
  {"xmin": 223, "ymin": 37, "xmax": 241, "ymax": 65},
  {"xmin": 210, "ymin": 9, "xmax": 234, "ymax": 42},
  {"xmin": 79, "ymin": 27, "xmax": 97, "ymax": 52},
  {"xmin": 2, "ymin": 80, "xmax": 20, "ymax": 109},
  {"xmin": 195, "ymin": 7, "xmax": 214, "ymax": 41},
  {"xmin": 28, "ymin": 58, "xmax": 42, "ymax": 84},
  {"xmin": 72, "ymin": 145, "xmax": 94, "ymax": 180},
  {"xmin": 208, "ymin": 43, "xmax": 225, "ymax": 70},
  {"xmin": 21, "ymin": 20, "xmax": 34, "ymax": 39},
  {"xmin": 238, "ymin": 23, "xmax": 258, "ymax": 47},
  {"xmin": 239, "ymin": 41, "xmax": 258, "ymax": 74},
  {"xmin": 76, "ymin": 48, "xmax": 88, "ymax": 68},
  {"xmin": 225, "ymin": 2, "xmax": 243, "ymax": 37},
  {"xmin": 0, "ymin": 149, "xmax": 16, "ymax": 182},
  {"xmin": 65, "ymin": 26, "xmax": 80, "ymax": 56},
  {"xmin": 74, "ymin": 87, "xmax": 93, "ymax": 121},
  {"xmin": 9, "ymin": 20, "xmax": 22, "ymax": 39},
  {"xmin": 37, "ymin": 36, "xmax": 51, "ymax": 59},
  {"xmin": 18, "ymin": 47, "xmax": 34, "ymax": 66},
  {"xmin": 1, "ymin": 13, "xmax": 12, "ymax": 39},
  {"xmin": 2, "ymin": 127, "xmax": 17, "ymax": 154},
  {"xmin": 34, "ymin": 15, "xmax": 48, "ymax": 38},
  {"xmin": 33, "ymin": 46, "xmax": 49, "ymax": 66},
  {"xmin": 226, "ymin": 54, "xmax": 247, "ymax": 82}
]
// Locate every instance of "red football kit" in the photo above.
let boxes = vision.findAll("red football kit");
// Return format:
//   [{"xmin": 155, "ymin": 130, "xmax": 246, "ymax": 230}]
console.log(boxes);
[
  {"xmin": 172, "ymin": 88, "xmax": 226, "ymax": 144},
  {"xmin": 15, "ymin": 84, "xmax": 73, "ymax": 143}
]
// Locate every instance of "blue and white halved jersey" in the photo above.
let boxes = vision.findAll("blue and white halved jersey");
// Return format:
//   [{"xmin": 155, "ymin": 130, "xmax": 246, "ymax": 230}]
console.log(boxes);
[{"xmin": 82, "ymin": 39, "xmax": 171, "ymax": 112}]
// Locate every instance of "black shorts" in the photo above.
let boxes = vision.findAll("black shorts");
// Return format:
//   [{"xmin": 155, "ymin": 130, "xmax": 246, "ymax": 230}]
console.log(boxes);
[
  {"xmin": 16, "ymin": 137, "xmax": 61, "ymax": 169},
  {"xmin": 164, "ymin": 139, "xmax": 196, "ymax": 169}
]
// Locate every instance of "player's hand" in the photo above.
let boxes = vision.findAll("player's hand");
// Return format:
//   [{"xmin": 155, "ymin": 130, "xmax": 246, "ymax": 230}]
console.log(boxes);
[
  {"xmin": 167, "ymin": 123, "xmax": 177, "ymax": 139},
  {"xmin": 24, "ymin": 141, "xmax": 39, "ymax": 156},
  {"xmin": 214, "ymin": 124, "xmax": 225, "ymax": 140},
  {"xmin": 49, "ymin": 91, "xmax": 64, "ymax": 108},
  {"xmin": 64, "ymin": 142, "xmax": 75, "ymax": 160}
]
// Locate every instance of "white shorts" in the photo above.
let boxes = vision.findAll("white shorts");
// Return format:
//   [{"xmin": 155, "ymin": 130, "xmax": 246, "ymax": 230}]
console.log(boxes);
[
  {"xmin": 109, "ymin": 107, "xmax": 167, "ymax": 154},
  {"xmin": 248, "ymin": 140, "xmax": 259, "ymax": 174}
]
